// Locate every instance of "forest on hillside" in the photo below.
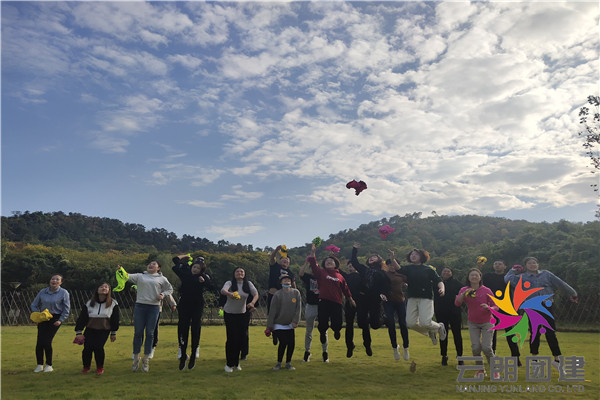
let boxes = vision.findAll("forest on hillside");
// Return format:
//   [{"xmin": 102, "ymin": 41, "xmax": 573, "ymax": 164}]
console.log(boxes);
[{"xmin": 1, "ymin": 211, "xmax": 598, "ymax": 303}]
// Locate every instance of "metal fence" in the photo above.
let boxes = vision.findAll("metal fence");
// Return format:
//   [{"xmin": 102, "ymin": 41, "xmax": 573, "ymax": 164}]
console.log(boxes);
[{"xmin": 2, "ymin": 289, "xmax": 598, "ymax": 331}]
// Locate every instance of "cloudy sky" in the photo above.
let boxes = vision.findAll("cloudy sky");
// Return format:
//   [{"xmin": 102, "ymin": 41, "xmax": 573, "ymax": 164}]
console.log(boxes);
[{"xmin": 2, "ymin": 1, "xmax": 598, "ymax": 249}]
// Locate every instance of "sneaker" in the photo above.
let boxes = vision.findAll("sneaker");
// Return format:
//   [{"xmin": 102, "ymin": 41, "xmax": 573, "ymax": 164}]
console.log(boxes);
[
  {"xmin": 273, "ymin": 363, "xmax": 282, "ymax": 371},
  {"xmin": 235, "ymin": 365, "xmax": 242, "ymax": 371},
  {"xmin": 132, "ymin": 352, "xmax": 135, "ymax": 360},
  {"xmin": 224, "ymin": 365, "xmax": 234, "ymax": 373},
  {"xmin": 81, "ymin": 367, "xmax": 91, "ymax": 374},
  {"xmin": 403, "ymin": 347, "xmax": 410, "ymax": 361},
  {"xmin": 346, "ymin": 344, "xmax": 355, "ymax": 358},
  {"xmin": 195, "ymin": 346, "xmax": 200, "ymax": 358},
  {"xmin": 551, "ymin": 359, "xmax": 565, "ymax": 374},
  {"xmin": 474, "ymin": 370, "xmax": 486, "ymax": 379},
  {"xmin": 438, "ymin": 324, "xmax": 447, "ymax": 341},
  {"xmin": 179, "ymin": 354, "xmax": 187, "ymax": 371},
  {"xmin": 429, "ymin": 331, "xmax": 438, "ymax": 345},
  {"xmin": 187, "ymin": 355, "xmax": 196, "ymax": 370},
  {"xmin": 43, "ymin": 365, "xmax": 54, "ymax": 373},
  {"xmin": 148, "ymin": 347, "xmax": 155, "ymax": 359},
  {"xmin": 365, "ymin": 345, "xmax": 373, "ymax": 356},
  {"xmin": 34, "ymin": 365, "xmax": 44, "ymax": 373},
  {"xmin": 517, "ymin": 357, "xmax": 522, "ymax": 367},
  {"xmin": 177, "ymin": 347, "xmax": 182, "ymax": 360},
  {"xmin": 132, "ymin": 355, "xmax": 140, "ymax": 372},
  {"xmin": 96, "ymin": 368, "xmax": 104, "ymax": 375},
  {"xmin": 285, "ymin": 363, "xmax": 295, "ymax": 370},
  {"xmin": 458, "ymin": 358, "xmax": 464, "ymax": 366},
  {"xmin": 334, "ymin": 331, "xmax": 341, "ymax": 340},
  {"xmin": 322, "ymin": 352, "xmax": 329, "ymax": 362},
  {"xmin": 393, "ymin": 345, "xmax": 401, "ymax": 361},
  {"xmin": 141, "ymin": 357, "xmax": 150, "ymax": 372},
  {"xmin": 303, "ymin": 351, "xmax": 311, "ymax": 362},
  {"xmin": 442, "ymin": 356, "xmax": 448, "ymax": 366}
]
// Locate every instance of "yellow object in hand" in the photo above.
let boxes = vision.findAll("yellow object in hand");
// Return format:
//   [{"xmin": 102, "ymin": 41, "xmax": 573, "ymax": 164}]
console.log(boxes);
[{"xmin": 232, "ymin": 291, "xmax": 241, "ymax": 300}]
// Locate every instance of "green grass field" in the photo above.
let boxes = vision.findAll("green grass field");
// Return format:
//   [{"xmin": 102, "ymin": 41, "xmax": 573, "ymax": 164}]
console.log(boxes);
[{"xmin": 2, "ymin": 325, "xmax": 598, "ymax": 400}]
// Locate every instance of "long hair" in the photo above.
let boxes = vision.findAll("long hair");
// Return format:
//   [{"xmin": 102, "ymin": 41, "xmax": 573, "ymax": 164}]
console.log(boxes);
[
  {"xmin": 229, "ymin": 267, "xmax": 250, "ymax": 294},
  {"xmin": 367, "ymin": 254, "xmax": 384, "ymax": 269},
  {"xmin": 89, "ymin": 283, "xmax": 113, "ymax": 308}
]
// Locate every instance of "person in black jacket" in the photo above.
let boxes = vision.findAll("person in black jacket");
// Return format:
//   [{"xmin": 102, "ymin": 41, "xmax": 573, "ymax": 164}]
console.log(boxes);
[
  {"xmin": 172, "ymin": 255, "xmax": 212, "ymax": 370},
  {"xmin": 74, "ymin": 283, "xmax": 120, "ymax": 375},
  {"xmin": 434, "ymin": 267, "xmax": 463, "ymax": 366},
  {"xmin": 340, "ymin": 261, "xmax": 361, "ymax": 358},
  {"xmin": 349, "ymin": 243, "xmax": 390, "ymax": 357}
]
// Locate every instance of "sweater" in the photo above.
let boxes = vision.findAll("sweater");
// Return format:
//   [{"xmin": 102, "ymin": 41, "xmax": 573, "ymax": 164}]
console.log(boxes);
[
  {"xmin": 266, "ymin": 288, "xmax": 302, "ymax": 329},
  {"xmin": 75, "ymin": 299, "xmax": 120, "ymax": 335},
  {"xmin": 128, "ymin": 271, "xmax": 173, "ymax": 306},
  {"xmin": 455, "ymin": 285, "xmax": 496, "ymax": 324},
  {"xmin": 30, "ymin": 287, "xmax": 71, "ymax": 322},
  {"xmin": 308, "ymin": 257, "xmax": 352, "ymax": 305},
  {"xmin": 434, "ymin": 277, "xmax": 463, "ymax": 318},
  {"xmin": 504, "ymin": 269, "xmax": 577, "ymax": 304},
  {"xmin": 399, "ymin": 264, "xmax": 442, "ymax": 300}
]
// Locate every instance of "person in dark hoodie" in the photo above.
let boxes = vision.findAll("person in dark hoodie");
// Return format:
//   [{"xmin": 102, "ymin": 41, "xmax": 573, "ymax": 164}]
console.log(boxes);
[
  {"xmin": 339, "ymin": 261, "xmax": 361, "ymax": 358},
  {"xmin": 349, "ymin": 243, "xmax": 389, "ymax": 357},
  {"xmin": 308, "ymin": 243, "xmax": 355, "ymax": 362},
  {"xmin": 434, "ymin": 267, "xmax": 464, "ymax": 366},
  {"xmin": 74, "ymin": 283, "xmax": 120, "ymax": 375},
  {"xmin": 172, "ymin": 255, "xmax": 212, "ymax": 370},
  {"xmin": 382, "ymin": 253, "xmax": 410, "ymax": 361}
]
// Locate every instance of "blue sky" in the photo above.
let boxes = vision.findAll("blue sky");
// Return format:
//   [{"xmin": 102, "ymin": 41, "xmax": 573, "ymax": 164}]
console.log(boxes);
[{"xmin": 2, "ymin": 1, "xmax": 598, "ymax": 249}]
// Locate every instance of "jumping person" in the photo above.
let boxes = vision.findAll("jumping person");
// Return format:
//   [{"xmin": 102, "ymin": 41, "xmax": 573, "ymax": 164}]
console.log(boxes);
[
  {"xmin": 126, "ymin": 260, "xmax": 173, "ymax": 372},
  {"xmin": 504, "ymin": 257, "xmax": 577, "ymax": 369},
  {"xmin": 31, "ymin": 274, "xmax": 71, "ymax": 373},
  {"xmin": 267, "ymin": 275, "xmax": 302, "ymax": 371},
  {"xmin": 340, "ymin": 261, "xmax": 361, "ymax": 358},
  {"xmin": 382, "ymin": 251, "xmax": 410, "ymax": 361},
  {"xmin": 390, "ymin": 249, "xmax": 447, "ymax": 346},
  {"xmin": 482, "ymin": 260, "xmax": 521, "ymax": 366},
  {"xmin": 455, "ymin": 268, "xmax": 497, "ymax": 379},
  {"xmin": 267, "ymin": 245, "xmax": 295, "ymax": 313},
  {"xmin": 308, "ymin": 243, "xmax": 355, "ymax": 362},
  {"xmin": 74, "ymin": 283, "xmax": 120, "ymax": 375},
  {"xmin": 299, "ymin": 260, "xmax": 326, "ymax": 362},
  {"xmin": 221, "ymin": 267, "xmax": 259, "ymax": 373},
  {"xmin": 434, "ymin": 267, "xmax": 463, "ymax": 366},
  {"xmin": 172, "ymin": 255, "xmax": 212, "ymax": 370},
  {"xmin": 349, "ymin": 243, "xmax": 389, "ymax": 356}
]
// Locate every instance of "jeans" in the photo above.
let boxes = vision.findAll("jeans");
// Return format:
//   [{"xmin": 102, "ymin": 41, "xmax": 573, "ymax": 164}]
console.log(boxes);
[
  {"xmin": 133, "ymin": 303, "xmax": 160, "ymax": 355},
  {"xmin": 383, "ymin": 300, "xmax": 409, "ymax": 349}
]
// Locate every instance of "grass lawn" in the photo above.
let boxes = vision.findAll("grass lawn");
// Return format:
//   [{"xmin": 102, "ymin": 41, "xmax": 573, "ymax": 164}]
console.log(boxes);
[{"xmin": 1, "ymin": 325, "xmax": 597, "ymax": 400}]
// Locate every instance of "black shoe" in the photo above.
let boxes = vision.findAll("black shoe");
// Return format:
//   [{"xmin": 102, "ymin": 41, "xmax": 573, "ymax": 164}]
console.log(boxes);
[
  {"xmin": 322, "ymin": 352, "xmax": 329, "ymax": 362},
  {"xmin": 346, "ymin": 344, "xmax": 355, "ymax": 358},
  {"xmin": 365, "ymin": 345, "xmax": 373, "ymax": 356},
  {"xmin": 458, "ymin": 359, "xmax": 464, "ymax": 366},
  {"xmin": 187, "ymin": 355, "xmax": 196, "ymax": 370},
  {"xmin": 517, "ymin": 357, "xmax": 522, "ymax": 367},
  {"xmin": 303, "ymin": 351, "xmax": 310, "ymax": 362},
  {"xmin": 442, "ymin": 356, "xmax": 448, "ymax": 366},
  {"xmin": 179, "ymin": 354, "xmax": 187, "ymax": 371},
  {"xmin": 334, "ymin": 331, "xmax": 341, "ymax": 340}
]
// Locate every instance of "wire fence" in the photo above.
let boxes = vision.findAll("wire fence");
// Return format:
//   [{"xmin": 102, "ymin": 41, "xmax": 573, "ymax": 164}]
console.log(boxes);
[{"xmin": 2, "ymin": 289, "xmax": 599, "ymax": 331}]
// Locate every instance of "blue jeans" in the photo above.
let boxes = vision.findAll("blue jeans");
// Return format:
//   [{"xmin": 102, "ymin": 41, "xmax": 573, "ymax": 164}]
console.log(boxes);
[
  {"xmin": 383, "ymin": 300, "xmax": 409, "ymax": 349},
  {"xmin": 133, "ymin": 303, "xmax": 160, "ymax": 355}
]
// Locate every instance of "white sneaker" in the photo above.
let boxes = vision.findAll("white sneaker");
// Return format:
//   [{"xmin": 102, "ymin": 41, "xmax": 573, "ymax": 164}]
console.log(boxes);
[
  {"xmin": 132, "ymin": 352, "xmax": 135, "ymax": 360},
  {"xmin": 132, "ymin": 354, "xmax": 140, "ymax": 372},
  {"xmin": 429, "ymin": 331, "xmax": 438, "ymax": 345},
  {"xmin": 438, "ymin": 323, "xmax": 447, "ymax": 341},
  {"xmin": 235, "ymin": 365, "xmax": 242, "ymax": 371},
  {"xmin": 43, "ymin": 365, "xmax": 54, "ymax": 373},
  {"xmin": 551, "ymin": 359, "xmax": 565, "ymax": 374},
  {"xmin": 224, "ymin": 365, "xmax": 233, "ymax": 373},
  {"xmin": 141, "ymin": 357, "xmax": 150, "ymax": 372},
  {"xmin": 403, "ymin": 347, "xmax": 410, "ymax": 361},
  {"xmin": 195, "ymin": 346, "xmax": 200, "ymax": 358},
  {"xmin": 148, "ymin": 347, "xmax": 155, "ymax": 359},
  {"xmin": 34, "ymin": 365, "xmax": 44, "ymax": 373},
  {"xmin": 393, "ymin": 345, "xmax": 401, "ymax": 361}
]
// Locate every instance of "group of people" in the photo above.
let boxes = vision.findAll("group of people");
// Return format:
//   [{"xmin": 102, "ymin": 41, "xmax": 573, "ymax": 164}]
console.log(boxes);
[{"xmin": 30, "ymin": 246, "xmax": 577, "ymax": 377}]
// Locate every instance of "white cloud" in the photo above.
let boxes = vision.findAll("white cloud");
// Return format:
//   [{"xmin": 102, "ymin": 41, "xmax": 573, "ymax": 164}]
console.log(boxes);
[{"xmin": 207, "ymin": 224, "xmax": 266, "ymax": 238}]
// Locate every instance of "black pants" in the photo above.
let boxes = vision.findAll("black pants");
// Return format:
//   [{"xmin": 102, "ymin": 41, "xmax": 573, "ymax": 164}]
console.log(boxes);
[
  {"xmin": 492, "ymin": 329, "xmax": 521, "ymax": 357},
  {"xmin": 356, "ymin": 295, "xmax": 382, "ymax": 347},
  {"xmin": 241, "ymin": 311, "xmax": 250, "ymax": 359},
  {"xmin": 530, "ymin": 305, "xmax": 561, "ymax": 356},
  {"xmin": 344, "ymin": 301, "xmax": 356, "ymax": 349},
  {"xmin": 224, "ymin": 312, "xmax": 249, "ymax": 367},
  {"xmin": 82, "ymin": 328, "xmax": 110, "ymax": 369},
  {"xmin": 318, "ymin": 299, "xmax": 343, "ymax": 343},
  {"xmin": 436, "ymin": 313, "xmax": 463, "ymax": 358},
  {"xmin": 35, "ymin": 315, "xmax": 61, "ymax": 366},
  {"xmin": 274, "ymin": 329, "xmax": 295, "ymax": 363},
  {"xmin": 178, "ymin": 303, "xmax": 204, "ymax": 356}
]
